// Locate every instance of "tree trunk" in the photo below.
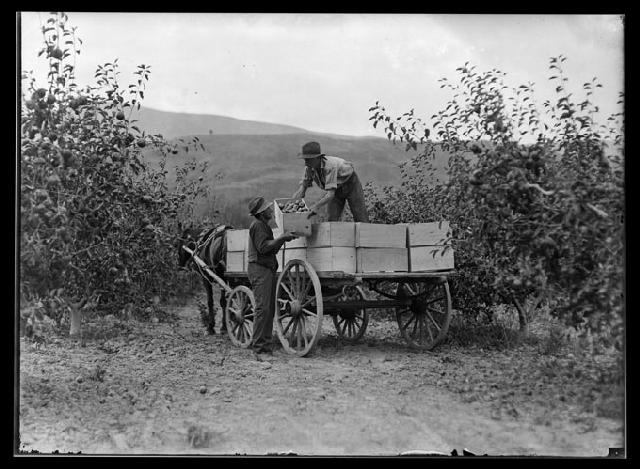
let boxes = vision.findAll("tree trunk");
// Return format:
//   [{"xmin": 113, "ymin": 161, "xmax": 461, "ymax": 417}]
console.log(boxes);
[
  {"xmin": 68, "ymin": 297, "xmax": 88, "ymax": 337},
  {"xmin": 512, "ymin": 297, "xmax": 529, "ymax": 338},
  {"xmin": 69, "ymin": 307, "xmax": 82, "ymax": 337}
]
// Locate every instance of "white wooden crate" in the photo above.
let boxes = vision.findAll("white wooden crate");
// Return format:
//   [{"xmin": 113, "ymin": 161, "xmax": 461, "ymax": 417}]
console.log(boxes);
[
  {"xmin": 409, "ymin": 245, "xmax": 455, "ymax": 271},
  {"xmin": 356, "ymin": 248, "xmax": 408, "ymax": 272},
  {"xmin": 308, "ymin": 222, "xmax": 356, "ymax": 247},
  {"xmin": 226, "ymin": 251, "xmax": 246, "ymax": 272},
  {"xmin": 226, "ymin": 229, "xmax": 249, "ymax": 252},
  {"xmin": 283, "ymin": 248, "xmax": 307, "ymax": 266},
  {"xmin": 274, "ymin": 198, "xmax": 313, "ymax": 236},
  {"xmin": 406, "ymin": 221, "xmax": 451, "ymax": 246},
  {"xmin": 307, "ymin": 247, "xmax": 357, "ymax": 273},
  {"xmin": 355, "ymin": 223, "xmax": 407, "ymax": 248}
]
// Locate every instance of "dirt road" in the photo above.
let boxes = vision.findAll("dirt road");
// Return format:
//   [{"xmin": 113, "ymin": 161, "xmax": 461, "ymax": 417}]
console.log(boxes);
[{"xmin": 18, "ymin": 297, "xmax": 624, "ymax": 456}]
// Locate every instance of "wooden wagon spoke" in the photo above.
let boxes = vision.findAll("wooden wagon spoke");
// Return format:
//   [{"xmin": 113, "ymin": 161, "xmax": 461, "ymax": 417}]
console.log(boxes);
[
  {"xmin": 340, "ymin": 320, "xmax": 349, "ymax": 337},
  {"xmin": 399, "ymin": 312, "xmax": 416, "ymax": 331},
  {"xmin": 301, "ymin": 318, "xmax": 309, "ymax": 348},
  {"xmin": 422, "ymin": 315, "xmax": 434, "ymax": 342},
  {"xmin": 295, "ymin": 319, "xmax": 303, "ymax": 350},
  {"xmin": 294, "ymin": 265, "xmax": 302, "ymax": 296},
  {"xmin": 301, "ymin": 308, "xmax": 317, "ymax": 317},
  {"xmin": 303, "ymin": 278, "xmax": 312, "ymax": 298},
  {"xmin": 410, "ymin": 314, "xmax": 419, "ymax": 338},
  {"xmin": 280, "ymin": 283, "xmax": 295, "ymax": 302},
  {"xmin": 244, "ymin": 312, "xmax": 254, "ymax": 320},
  {"xmin": 424, "ymin": 311, "xmax": 442, "ymax": 331},
  {"xmin": 282, "ymin": 317, "xmax": 295, "ymax": 335},
  {"xmin": 425, "ymin": 296, "xmax": 446, "ymax": 305},
  {"xmin": 289, "ymin": 318, "xmax": 298, "ymax": 343},
  {"xmin": 301, "ymin": 296, "xmax": 316, "ymax": 308}
]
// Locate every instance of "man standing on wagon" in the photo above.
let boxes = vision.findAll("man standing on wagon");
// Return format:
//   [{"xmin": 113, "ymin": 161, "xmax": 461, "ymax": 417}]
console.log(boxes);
[
  {"xmin": 292, "ymin": 141, "xmax": 370, "ymax": 222},
  {"xmin": 247, "ymin": 197, "xmax": 297, "ymax": 355}
]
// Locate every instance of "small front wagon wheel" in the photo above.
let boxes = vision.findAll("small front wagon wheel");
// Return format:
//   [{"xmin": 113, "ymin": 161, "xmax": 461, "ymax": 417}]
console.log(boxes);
[
  {"xmin": 225, "ymin": 285, "xmax": 255, "ymax": 348},
  {"xmin": 333, "ymin": 286, "xmax": 368, "ymax": 342},
  {"xmin": 275, "ymin": 260, "xmax": 323, "ymax": 357},
  {"xmin": 395, "ymin": 278, "xmax": 452, "ymax": 350}
]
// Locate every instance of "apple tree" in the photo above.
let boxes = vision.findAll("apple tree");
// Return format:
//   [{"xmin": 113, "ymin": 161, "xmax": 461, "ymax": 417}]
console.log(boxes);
[
  {"xmin": 366, "ymin": 57, "xmax": 624, "ymax": 349},
  {"xmin": 20, "ymin": 12, "xmax": 211, "ymax": 335}
]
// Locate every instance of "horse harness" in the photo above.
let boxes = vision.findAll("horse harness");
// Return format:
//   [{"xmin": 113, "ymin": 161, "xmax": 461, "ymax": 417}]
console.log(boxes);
[{"xmin": 185, "ymin": 224, "xmax": 231, "ymax": 277}]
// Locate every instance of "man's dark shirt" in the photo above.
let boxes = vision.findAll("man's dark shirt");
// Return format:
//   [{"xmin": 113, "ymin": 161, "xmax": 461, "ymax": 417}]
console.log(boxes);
[{"xmin": 248, "ymin": 219, "xmax": 279, "ymax": 271}]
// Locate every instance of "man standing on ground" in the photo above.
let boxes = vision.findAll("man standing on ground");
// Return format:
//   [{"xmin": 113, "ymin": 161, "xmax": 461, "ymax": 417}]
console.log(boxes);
[
  {"xmin": 292, "ymin": 141, "xmax": 370, "ymax": 222},
  {"xmin": 247, "ymin": 196, "xmax": 297, "ymax": 355}
]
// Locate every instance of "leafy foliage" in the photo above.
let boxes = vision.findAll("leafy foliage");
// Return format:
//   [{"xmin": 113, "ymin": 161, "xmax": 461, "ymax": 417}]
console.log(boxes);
[
  {"xmin": 366, "ymin": 57, "xmax": 624, "ymax": 349},
  {"xmin": 20, "ymin": 12, "xmax": 211, "ymax": 324}
]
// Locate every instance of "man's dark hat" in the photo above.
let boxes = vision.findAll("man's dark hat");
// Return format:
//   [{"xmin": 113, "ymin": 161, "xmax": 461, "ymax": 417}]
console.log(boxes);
[
  {"xmin": 248, "ymin": 196, "xmax": 271, "ymax": 216},
  {"xmin": 298, "ymin": 141, "xmax": 325, "ymax": 159}
]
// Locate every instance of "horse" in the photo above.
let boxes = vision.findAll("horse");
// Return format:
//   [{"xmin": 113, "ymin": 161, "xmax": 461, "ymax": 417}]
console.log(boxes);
[{"xmin": 177, "ymin": 223, "xmax": 233, "ymax": 335}]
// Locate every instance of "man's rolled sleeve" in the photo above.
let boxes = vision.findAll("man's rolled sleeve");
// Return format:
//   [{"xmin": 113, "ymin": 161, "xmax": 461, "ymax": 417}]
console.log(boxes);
[{"xmin": 323, "ymin": 165, "xmax": 338, "ymax": 191}]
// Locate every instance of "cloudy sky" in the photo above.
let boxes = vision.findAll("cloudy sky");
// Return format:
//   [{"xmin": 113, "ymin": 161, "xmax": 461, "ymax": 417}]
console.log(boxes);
[{"xmin": 19, "ymin": 12, "xmax": 624, "ymax": 137}]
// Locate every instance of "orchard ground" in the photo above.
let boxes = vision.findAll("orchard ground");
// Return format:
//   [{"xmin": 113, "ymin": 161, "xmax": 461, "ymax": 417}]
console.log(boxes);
[{"xmin": 18, "ymin": 287, "xmax": 624, "ymax": 456}]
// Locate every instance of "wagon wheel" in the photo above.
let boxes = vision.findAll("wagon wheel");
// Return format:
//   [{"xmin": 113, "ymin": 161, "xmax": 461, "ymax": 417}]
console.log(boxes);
[
  {"xmin": 332, "ymin": 285, "xmax": 369, "ymax": 342},
  {"xmin": 275, "ymin": 260, "xmax": 323, "ymax": 357},
  {"xmin": 224, "ymin": 285, "xmax": 255, "ymax": 348},
  {"xmin": 395, "ymin": 278, "xmax": 452, "ymax": 350}
]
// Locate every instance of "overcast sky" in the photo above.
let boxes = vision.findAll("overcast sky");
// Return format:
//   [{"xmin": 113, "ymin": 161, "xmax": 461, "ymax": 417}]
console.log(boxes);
[{"xmin": 19, "ymin": 12, "xmax": 624, "ymax": 137}]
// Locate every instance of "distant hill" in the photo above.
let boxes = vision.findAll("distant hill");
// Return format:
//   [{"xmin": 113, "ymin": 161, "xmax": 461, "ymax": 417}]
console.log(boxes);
[
  {"xmin": 137, "ymin": 108, "xmax": 450, "ymax": 228},
  {"xmin": 135, "ymin": 107, "xmax": 311, "ymax": 139}
]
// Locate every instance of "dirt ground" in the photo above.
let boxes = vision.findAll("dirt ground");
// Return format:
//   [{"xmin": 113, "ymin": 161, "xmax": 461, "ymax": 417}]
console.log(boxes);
[{"xmin": 17, "ymin": 292, "xmax": 625, "ymax": 457}]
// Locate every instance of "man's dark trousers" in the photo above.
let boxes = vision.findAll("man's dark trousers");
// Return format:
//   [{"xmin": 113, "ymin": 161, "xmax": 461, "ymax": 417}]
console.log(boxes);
[
  {"xmin": 248, "ymin": 262, "xmax": 276, "ymax": 352},
  {"xmin": 327, "ymin": 172, "xmax": 370, "ymax": 222}
]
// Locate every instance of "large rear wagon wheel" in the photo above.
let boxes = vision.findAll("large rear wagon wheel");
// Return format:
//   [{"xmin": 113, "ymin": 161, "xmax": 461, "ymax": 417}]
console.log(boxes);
[
  {"xmin": 275, "ymin": 260, "xmax": 323, "ymax": 357},
  {"xmin": 395, "ymin": 278, "xmax": 452, "ymax": 350},
  {"xmin": 225, "ymin": 285, "xmax": 255, "ymax": 348},
  {"xmin": 332, "ymin": 286, "xmax": 369, "ymax": 342}
]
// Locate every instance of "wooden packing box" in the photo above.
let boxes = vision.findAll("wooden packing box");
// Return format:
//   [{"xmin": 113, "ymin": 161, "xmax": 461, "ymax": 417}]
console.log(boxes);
[
  {"xmin": 308, "ymin": 222, "xmax": 356, "ymax": 247},
  {"xmin": 355, "ymin": 223, "xmax": 407, "ymax": 248},
  {"xmin": 226, "ymin": 251, "xmax": 247, "ymax": 272},
  {"xmin": 307, "ymin": 247, "xmax": 356, "ymax": 273},
  {"xmin": 406, "ymin": 221, "xmax": 451, "ymax": 247},
  {"xmin": 409, "ymin": 245, "xmax": 455, "ymax": 272},
  {"xmin": 356, "ymin": 248, "xmax": 408, "ymax": 273},
  {"xmin": 226, "ymin": 229, "xmax": 250, "ymax": 252},
  {"xmin": 274, "ymin": 198, "xmax": 314, "ymax": 236},
  {"xmin": 283, "ymin": 235, "xmax": 307, "ymax": 249},
  {"xmin": 283, "ymin": 247, "xmax": 307, "ymax": 266}
]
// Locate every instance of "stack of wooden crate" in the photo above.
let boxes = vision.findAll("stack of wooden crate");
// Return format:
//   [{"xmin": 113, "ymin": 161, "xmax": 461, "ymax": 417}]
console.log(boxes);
[
  {"xmin": 225, "ymin": 229, "xmax": 249, "ymax": 272},
  {"xmin": 283, "ymin": 222, "xmax": 358, "ymax": 273},
  {"xmin": 355, "ymin": 223, "xmax": 408, "ymax": 272},
  {"xmin": 229, "ymin": 215, "xmax": 454, "ymax": 274}
]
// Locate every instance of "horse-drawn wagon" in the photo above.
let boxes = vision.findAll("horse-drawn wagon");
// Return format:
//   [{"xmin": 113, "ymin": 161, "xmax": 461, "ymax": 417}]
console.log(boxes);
[{"xmin": 181, "ymin": 207, "xmax": 455, "ymax": 357}]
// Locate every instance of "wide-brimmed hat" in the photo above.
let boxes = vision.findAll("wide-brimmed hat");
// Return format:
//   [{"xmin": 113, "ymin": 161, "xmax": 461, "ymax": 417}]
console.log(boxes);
[
  {"xmin": 297, "ymin": 141, "xmax": 325, "ymax": 159},
  {"xmin": 248, "ymin": 196, "xmax": 272, "ymax": 216}
]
